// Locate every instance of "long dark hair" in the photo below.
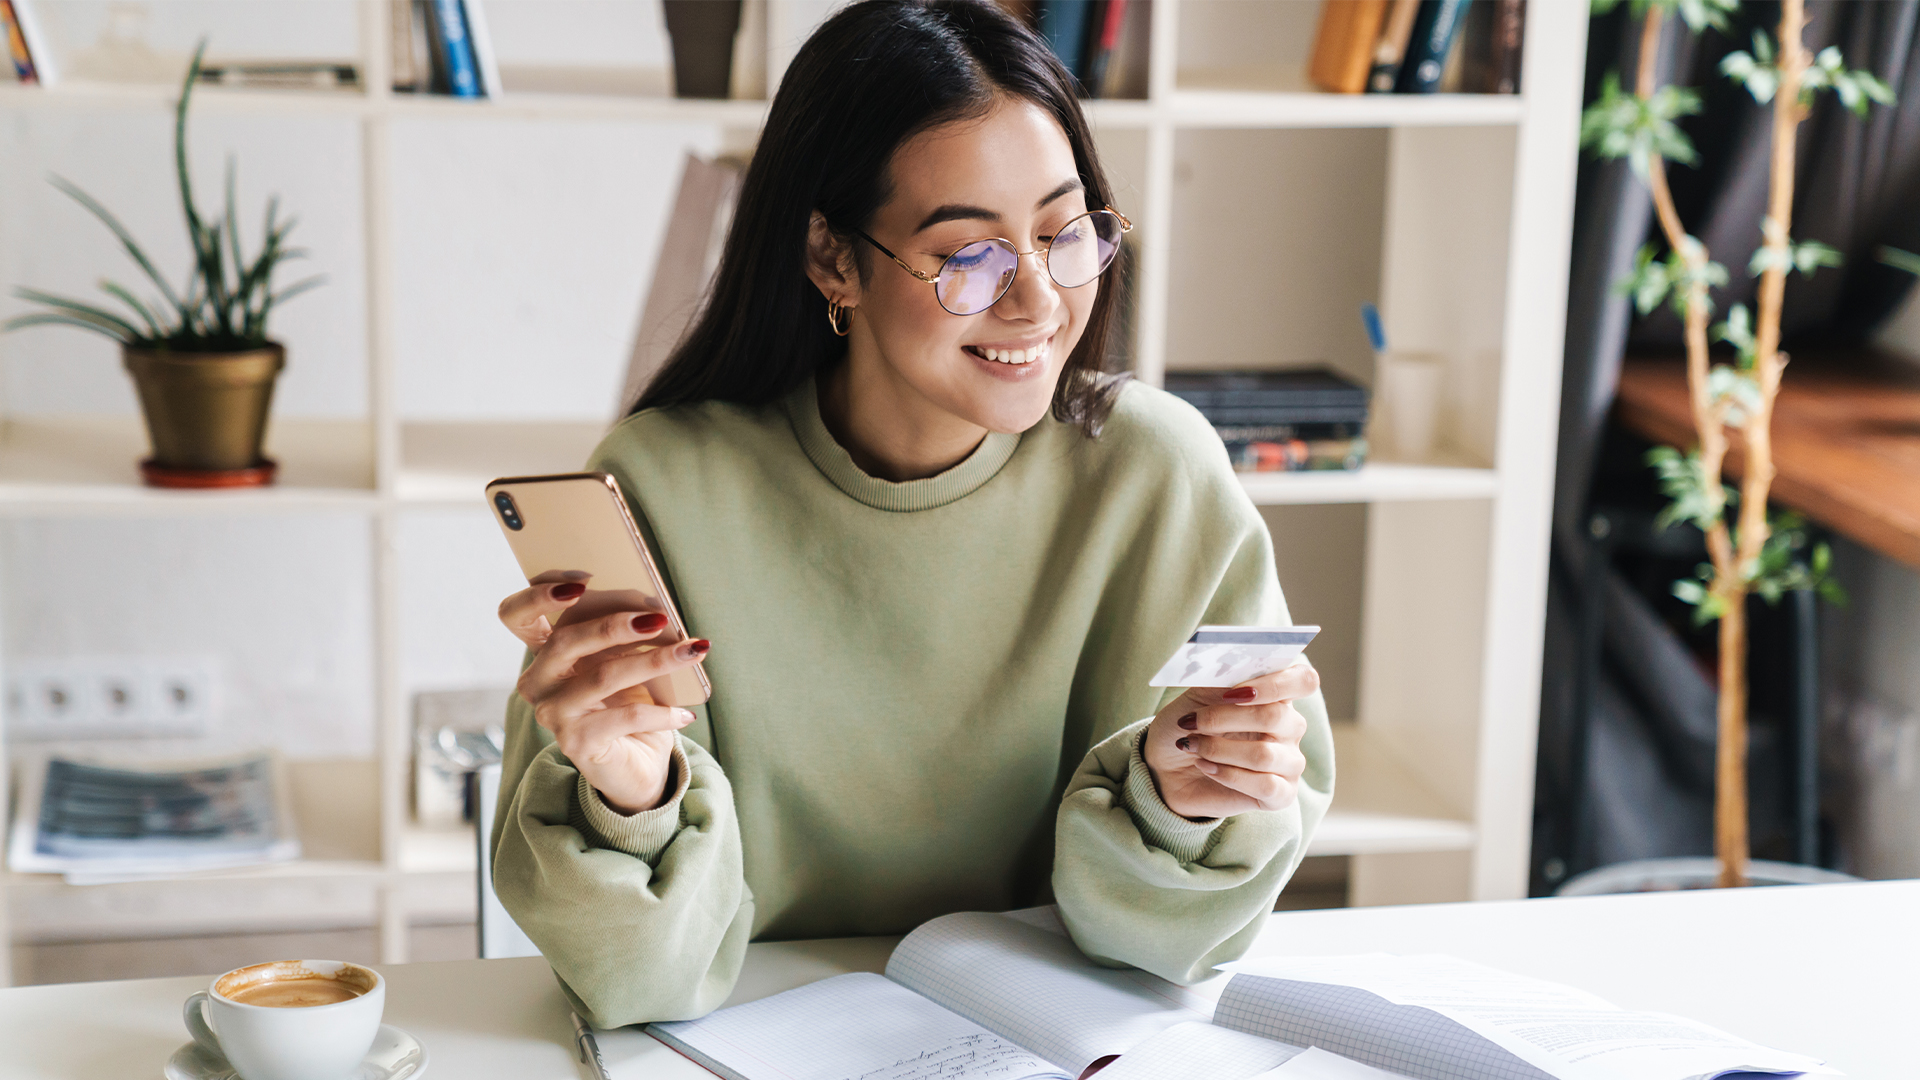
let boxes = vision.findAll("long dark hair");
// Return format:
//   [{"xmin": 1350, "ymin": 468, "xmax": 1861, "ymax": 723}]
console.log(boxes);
[{"xmin": 633, "ymin": 0, "xmax": 1127, "ymax": 434}]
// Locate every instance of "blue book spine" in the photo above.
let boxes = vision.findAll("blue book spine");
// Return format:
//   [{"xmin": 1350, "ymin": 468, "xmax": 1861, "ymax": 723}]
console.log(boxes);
[
  {"xmin": 1395, "ymin": 0, "xmax": 1472, "ymax": 94},
  {"xmin": 1037, "ymin": 0, "xmax": 1091, "ymax": 82},
  {"xmin": 430, "ymin": 0, "xmax": 480, "ymax": 98}
]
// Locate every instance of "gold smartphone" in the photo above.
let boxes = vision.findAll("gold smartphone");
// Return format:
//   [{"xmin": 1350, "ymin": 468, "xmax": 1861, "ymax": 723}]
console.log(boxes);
[{"xmin": 485, "ymin": 472, "xmax": 711, "ymax": 708}]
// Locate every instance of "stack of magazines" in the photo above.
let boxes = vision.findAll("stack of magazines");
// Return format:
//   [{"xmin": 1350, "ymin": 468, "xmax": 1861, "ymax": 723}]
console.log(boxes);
[
  {"xmin": 1164, "ymin": 368, "xmax": 1371, "ymax": 473},
  {"xmin": 7, "ymin": 751, "xmax": 300, "ymax": 883}
]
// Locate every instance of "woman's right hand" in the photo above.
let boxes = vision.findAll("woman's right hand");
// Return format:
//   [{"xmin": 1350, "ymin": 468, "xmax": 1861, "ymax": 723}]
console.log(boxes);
[{"xmin": 499, "ymin": 581, "xmax": 707, "ymax": 815}]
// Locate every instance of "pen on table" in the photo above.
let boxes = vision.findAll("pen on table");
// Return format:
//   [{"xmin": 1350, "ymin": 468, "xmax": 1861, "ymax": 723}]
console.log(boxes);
[{"xmin": 572, "ymin": 1009, "xmax": 612, "ymax": 1080}]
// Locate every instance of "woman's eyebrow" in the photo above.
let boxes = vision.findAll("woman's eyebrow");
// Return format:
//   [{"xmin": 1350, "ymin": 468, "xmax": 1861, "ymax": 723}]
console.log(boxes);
[{"xmin": 910, "ymin": 178, "xmax": 1087, "ymax": 234}]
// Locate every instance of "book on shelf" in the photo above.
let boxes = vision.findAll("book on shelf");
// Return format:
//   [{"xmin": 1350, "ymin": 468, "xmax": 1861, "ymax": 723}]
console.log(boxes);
[
  {"xmin": 1079, "ymin": 0, "xmax": 1127, "ymax": 98},
  {"xmin": 1308, "ymin": 0, "xmax": 1390, "ymax": 95},
  {"xmin": 195, "ymin": 61, "xmax": 359, "ymax": 90},
  {"xmin": 1394, "ymin": 0, "xmax": 1473, "ymax": 94},
  {"xmin": 1035, "ymin": 0, "xmax": 1091, "ymax": 88},
  {"xmin": 1365, "ymin": 0, "xmax": 1422, "ymax": 93},
  {"xmin": 5, "ymin": 750, "xmax": 301, "ymax": 884},
  {"xmin": 392, "ymin": 0, "xmax": 434, "ymax": 92},
  {"xmin": 462, "ymin": 0, "xmax": 501, "ymax": 97},
  {"xmin": 1459, "ymin": 0, "xmax": 1524, "ymax": 94},
  {"xmin": 1, "ymin": 0, "xmax": 54, "ymax": 86},
  {"xmin": 1226, "ymin": 435, "xmax": 1369, "ymax": 474},
  {"xmin": 1164, "ymin": 368, "xmax": 1371, "ymax": 427},
  {"xmin": 610, "ymin": 907, "xmax": 1836, "ymax": 1080},
  {"xmin": 423, "ymin": 0, "xmax": 483, "ymax": 98}
]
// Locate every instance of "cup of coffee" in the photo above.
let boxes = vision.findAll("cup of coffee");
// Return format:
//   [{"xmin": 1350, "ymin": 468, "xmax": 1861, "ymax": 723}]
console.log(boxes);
[{"xmin": 183, "ymin": 959, "xmax": 384, "ymax": 1080}]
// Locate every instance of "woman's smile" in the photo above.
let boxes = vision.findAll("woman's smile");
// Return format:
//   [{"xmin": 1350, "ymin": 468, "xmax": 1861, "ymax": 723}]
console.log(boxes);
[{"xmin": 963, "ymin": 330, "xmax": 1056, "ymax": 383}]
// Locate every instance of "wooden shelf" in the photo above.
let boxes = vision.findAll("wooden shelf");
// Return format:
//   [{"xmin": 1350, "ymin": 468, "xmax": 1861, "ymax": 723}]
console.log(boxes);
[
  {"xmin": 1308, "ymin": 724, "xmax": 1476, "ymax": 857},
  {"xmin": 0, "ymin": 417, "xmax": 375, "ymax": 516},
  {"xmin": 1616, "ymin": 351, "xmax": 1920, "ymax": 570}
]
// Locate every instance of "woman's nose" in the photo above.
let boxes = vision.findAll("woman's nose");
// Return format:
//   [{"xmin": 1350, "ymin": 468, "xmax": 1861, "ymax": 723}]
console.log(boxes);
[{"xmin": 995, "ymin": 249, "xmax": 1062, "ymax": 323}]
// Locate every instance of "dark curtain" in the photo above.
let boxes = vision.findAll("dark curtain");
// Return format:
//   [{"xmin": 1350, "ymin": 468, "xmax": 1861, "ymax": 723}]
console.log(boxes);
[{"xmin": 1534, "ymin": 1, "xmax": 1920, "ymax": 893}]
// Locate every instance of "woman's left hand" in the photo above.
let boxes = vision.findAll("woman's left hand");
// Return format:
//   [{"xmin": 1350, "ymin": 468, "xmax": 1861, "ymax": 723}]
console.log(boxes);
[{"xmin": 1142, "ymin": 661, "xmax": 1318, "ymax": 820}]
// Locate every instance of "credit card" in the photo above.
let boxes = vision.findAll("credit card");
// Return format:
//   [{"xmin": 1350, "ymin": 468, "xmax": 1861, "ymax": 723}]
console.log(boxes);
[{"xmin": 1148, "ymin": 625, "xmax": 1320, "ymax": 688}]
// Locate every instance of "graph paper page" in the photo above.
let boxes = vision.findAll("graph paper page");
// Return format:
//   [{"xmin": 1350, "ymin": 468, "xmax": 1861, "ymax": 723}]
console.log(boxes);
[
  {"xmin": 1252, "ymin": 1046, "xmax": 1419, "ymax": 1080},
  {"xmin": 646, "ymin": 972, "xmax": 1069, "ymax": 1080},
  {"xmin": 1218, "ymin": 955, "xmax": 1837, "ymax": 1080},
  {"xmin": 885, "ymin": 911, "xmax": 1210, "ymax": 1072},
  {"xmin": 1090, "ymin": 1020, "xmax": 1303, "ymax": 1080}
]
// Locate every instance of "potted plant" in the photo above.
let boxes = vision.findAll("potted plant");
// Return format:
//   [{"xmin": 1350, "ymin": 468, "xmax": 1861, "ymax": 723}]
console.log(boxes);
[
  {"xmin": 1574, "ymin": 0, "xmax": 1890, "ymax": 889},
  {"xmin": 3, "ymin": 42, "xmax": 321, "ymax": 488}
]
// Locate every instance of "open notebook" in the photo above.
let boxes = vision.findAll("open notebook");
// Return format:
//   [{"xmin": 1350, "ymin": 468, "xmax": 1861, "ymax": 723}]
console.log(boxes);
[
  {"xmin": 646, "ymin": 909, "xmax": 1395, "ymax": 1080},
  {"xmin": 634, "ymin": 909, "xmax": 1836, "ymax": 1080}
]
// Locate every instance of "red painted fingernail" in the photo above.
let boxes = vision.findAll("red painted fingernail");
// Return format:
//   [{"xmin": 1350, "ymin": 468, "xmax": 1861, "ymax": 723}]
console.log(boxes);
[
  {"xmin": 1177, "ymin": 713, "xmax": 1198, "ymax": 731},
  {"xmin": 1224, "ymin": 687, "xmax": 1257, "ymax": 702},
  {"xmin": 1176, "ymin": 736, "xmax": 1195, "ymax": 752},
  {"xmin": 680, "ymin": 638, "xmax": 711, "ymax": 660},
  {"xmin": 632, "ymin": 612, "xmax": 669, "ymax": 633},
  {"xmin": 552, "ymin": 582, "xmax": 586, "ymax": 601}
]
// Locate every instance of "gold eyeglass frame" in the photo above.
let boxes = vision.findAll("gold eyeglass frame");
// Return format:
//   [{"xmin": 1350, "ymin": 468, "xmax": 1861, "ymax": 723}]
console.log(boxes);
[{"xmin": 851, "ymin": 207, "xmax": 1133, "ymax": 313}]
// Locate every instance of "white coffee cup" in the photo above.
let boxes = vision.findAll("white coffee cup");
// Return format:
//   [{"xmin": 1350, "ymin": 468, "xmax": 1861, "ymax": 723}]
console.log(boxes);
[{"xmin": 183, "ymin": 959, "xmax": 385, "ymax": 1080}]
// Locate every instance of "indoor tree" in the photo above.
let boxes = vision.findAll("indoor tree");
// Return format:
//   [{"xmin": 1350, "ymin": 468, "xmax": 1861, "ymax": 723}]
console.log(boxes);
[{"xmin": 1580, "ymin": 0, "xmax": 1888, "ymax": 887}]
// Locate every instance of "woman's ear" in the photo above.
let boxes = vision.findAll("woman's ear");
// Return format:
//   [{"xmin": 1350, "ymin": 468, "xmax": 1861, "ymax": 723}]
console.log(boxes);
[{"xmin": 805, "ymin": 211, "xmax": 862, "ymax": 308}]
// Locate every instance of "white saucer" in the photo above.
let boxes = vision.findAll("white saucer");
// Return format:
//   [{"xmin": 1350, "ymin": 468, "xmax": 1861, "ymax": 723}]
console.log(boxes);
[{"xmin": 164, "ymin": 1023, "xmax": 428, "ymax": 1080}]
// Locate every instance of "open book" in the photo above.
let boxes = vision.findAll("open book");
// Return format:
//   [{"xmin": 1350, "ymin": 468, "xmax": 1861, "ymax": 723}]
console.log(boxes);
[{"xmin": 640, "ymin": 908, "xmax": 1837, "ymax": 1080}]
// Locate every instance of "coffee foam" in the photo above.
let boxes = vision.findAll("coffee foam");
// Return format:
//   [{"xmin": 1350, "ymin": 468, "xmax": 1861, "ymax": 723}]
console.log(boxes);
[{"xmin": 216, "ymin": 960, "xmax": 376, "ymax": 1009}]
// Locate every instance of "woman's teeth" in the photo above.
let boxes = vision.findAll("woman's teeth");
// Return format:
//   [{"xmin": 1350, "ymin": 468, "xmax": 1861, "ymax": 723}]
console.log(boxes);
[{"xmin": 974, "ymin": 342, "xmax": 1049, "ymax": 365}]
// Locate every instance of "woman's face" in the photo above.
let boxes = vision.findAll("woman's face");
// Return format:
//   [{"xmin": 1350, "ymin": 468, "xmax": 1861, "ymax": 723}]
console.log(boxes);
[{"xmin": 843, "ymin": 96, "xmax": 1098, "ymax": 435}]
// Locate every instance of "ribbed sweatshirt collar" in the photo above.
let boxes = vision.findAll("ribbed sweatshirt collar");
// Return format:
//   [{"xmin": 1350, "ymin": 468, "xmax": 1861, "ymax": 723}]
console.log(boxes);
[{"xmin": 782, "ymin": 374, "xmax": 1022, "ymax": 513}]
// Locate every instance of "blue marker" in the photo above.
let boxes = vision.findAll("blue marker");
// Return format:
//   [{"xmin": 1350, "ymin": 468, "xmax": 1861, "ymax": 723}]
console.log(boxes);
[{"xmin": 1361, "ymin": 302, "xmax": 1387, "ymax": 354}]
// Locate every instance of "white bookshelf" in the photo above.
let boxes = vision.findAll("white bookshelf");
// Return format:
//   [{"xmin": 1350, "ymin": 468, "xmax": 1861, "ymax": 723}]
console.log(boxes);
[{"xmin": 0, "ymin": 0, "xmax": 1585, "ymax": 978}]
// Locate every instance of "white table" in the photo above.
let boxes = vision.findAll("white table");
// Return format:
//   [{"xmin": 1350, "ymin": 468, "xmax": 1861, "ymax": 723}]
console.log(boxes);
[{"xmin": 3, "ymin": 881, "xmax": 1912, "ymax": 1079}]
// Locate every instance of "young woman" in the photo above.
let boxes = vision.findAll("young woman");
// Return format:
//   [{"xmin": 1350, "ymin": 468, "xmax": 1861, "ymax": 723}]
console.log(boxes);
[{"xmin": 490, "ymin": 0, "xmax": 1333, "ymax": 1027}]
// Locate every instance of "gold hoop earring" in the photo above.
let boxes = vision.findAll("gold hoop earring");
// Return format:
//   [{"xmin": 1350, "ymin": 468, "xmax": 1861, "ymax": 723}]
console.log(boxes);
[{"xmin": 826, "ymin": 299, "xmax": 852, "ymax": 337}]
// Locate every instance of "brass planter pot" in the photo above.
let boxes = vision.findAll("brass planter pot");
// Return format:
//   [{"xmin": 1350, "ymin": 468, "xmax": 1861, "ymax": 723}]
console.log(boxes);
[{"xmin": 123, "ymin": 343, "xmax": 284, "ymax": 486}]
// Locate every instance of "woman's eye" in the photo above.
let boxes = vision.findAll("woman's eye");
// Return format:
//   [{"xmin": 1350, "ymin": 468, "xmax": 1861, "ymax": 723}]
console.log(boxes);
[{"xmin": 945, "ymin": 246, "xmax": 994, "ymax": 269}]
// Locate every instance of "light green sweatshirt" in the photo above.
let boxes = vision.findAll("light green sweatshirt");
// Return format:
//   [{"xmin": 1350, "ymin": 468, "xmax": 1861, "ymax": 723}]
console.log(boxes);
[{"xmin": 490, "ymin": 374, "xmax": 1334, "ymax": 1027}]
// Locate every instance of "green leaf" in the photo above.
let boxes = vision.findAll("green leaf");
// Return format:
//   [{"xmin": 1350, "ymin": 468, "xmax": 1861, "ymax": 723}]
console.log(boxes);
[
  {"xmin": 1722, "ymin": 33, "xmax": 1781, "ymax": 104},
  {"xmin": 1708, "ymin": 363, "xmax": 1761, "ymax": 426},
  {"xmin": 0, "ymin": 311, "xmax": 138, "ymax": 343},
  {"xmin": 10, "ymin": 286, "xmax": 145, "ymax": 340},
  {"xmin": 1673, "ymin": 0, "xmax": 1738, "ymax": 33},
  {"xmin": 1712, "ymin": 303, "xmax": 1757, "ymax": 368},
  {"xmin": 96, "ymin": 280, "xmax": 168, "ymax": 339},
  {"xmin": 1646, "ymin": 445, "xmax": 1730, "ymax": 532},
  {"xmin": 1580, "ymin": 72, "xmax": 1701, "ymax": 176},
  {"xmin": 47, "ymin": 175, "xmax": 188, "ymax": 319}
]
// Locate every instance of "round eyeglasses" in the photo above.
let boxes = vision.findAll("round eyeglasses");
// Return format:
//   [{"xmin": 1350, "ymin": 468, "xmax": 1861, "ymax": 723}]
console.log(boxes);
[{"xmin": 852, "ymin": 207, "xmax": 1132, "ymax": 317}]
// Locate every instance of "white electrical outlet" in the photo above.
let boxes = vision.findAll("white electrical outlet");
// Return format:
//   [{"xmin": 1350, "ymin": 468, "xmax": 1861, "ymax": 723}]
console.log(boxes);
[{"xmin": 3, "ymin": 655, "xmax": 220, "ymax": 739}]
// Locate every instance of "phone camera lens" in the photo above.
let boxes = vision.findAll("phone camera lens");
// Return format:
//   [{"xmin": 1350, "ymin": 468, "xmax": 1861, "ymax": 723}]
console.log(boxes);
[{"xmin": 494, "ymin": 492, "xmax": 524, "ymax": 531}]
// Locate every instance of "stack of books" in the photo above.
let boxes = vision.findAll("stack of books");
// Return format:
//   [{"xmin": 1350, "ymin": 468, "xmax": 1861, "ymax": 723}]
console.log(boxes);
[
  {"xmin": 1164, "ymin": 368, "xmax": 1370, "ymax": 474},
  {"xmin": 1309, "ymin": 0, "xmax": 1525, "ymax": 96}
]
